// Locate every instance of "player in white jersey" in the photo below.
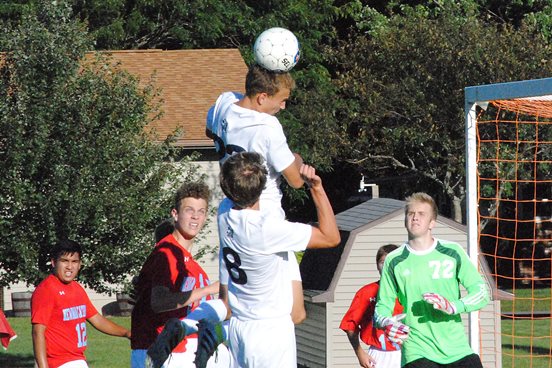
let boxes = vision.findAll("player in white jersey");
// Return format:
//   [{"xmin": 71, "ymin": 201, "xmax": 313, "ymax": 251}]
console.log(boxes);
[
  {"xmin": 206, "ymin": 64, "xmax": 306, "ymax": 324},
  {"xmin": 217, "ymin": 152, "xmax": 340, "ymax": 367}
]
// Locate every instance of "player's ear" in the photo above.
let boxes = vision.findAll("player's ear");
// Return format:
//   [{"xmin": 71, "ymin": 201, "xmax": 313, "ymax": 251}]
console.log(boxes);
[
  {"xmin": 171, "ymin": 207, "xmax": 178, "ymax": 221},
  {"xmin": 257, "ymin": 92, "xmax": 268, "ymax": 105},
  {"xmin": 429, "ymin": 218, "xmax": 436, "ymax": 230}
]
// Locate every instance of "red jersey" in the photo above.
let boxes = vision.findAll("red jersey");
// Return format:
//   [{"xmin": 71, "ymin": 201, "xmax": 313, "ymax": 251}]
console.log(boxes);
[
  {"xmin": 340, "ymin": 281, "xmax": 402, "ymax": 351},
  {"xmin": 31, "ymin": 274, "xmax": 98, "ymax": 368},
  {"xmin": 131, "ymin": 234, "xmax": 214, "ymax": 351}
]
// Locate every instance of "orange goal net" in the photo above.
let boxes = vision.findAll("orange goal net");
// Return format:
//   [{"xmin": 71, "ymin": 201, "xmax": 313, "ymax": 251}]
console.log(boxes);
[{"xmin": 466, "ymin": 79, "xmax": 552, "ymax": 368}]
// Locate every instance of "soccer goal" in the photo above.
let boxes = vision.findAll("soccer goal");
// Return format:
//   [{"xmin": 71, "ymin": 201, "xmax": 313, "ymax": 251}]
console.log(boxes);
[{"xmin": 465, "ymin": 77, "xmax": 552, "ymax": 367}]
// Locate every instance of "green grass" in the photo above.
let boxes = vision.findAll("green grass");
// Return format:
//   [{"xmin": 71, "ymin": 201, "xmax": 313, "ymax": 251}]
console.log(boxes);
[
  {"xmin": 502, "ymin": 318, "xmax": 552, "ymax": 368},
  {"xmin": 501, "ymin": 288, "xmax": 552, "ymax": 314},
  {"xmin": 3, "ymin": 292, "xmax": 552, "ymax": 368},
  {"xmin": 501, "ymin": 288, "xmax": 552, "ymax": 368},
  {"xmin": 0, "ymin": 316, "xmax": 131, "ymax": 368}
]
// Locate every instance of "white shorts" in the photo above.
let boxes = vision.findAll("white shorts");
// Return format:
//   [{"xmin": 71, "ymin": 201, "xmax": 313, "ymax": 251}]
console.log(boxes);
[
  {"xmin": 366, "ymin": 346, "xmax": 401, "ymax": 368},
  {"xmin": 228, "ymin": 316, "xmax": 295, "ymax": 368},
  {"xmin": 58, "ymin": 360, "xmax": 88, "ymax": 368},
  {"xmin": 131, "ymin": 339, "xmax": 231, "ymax": 368}
]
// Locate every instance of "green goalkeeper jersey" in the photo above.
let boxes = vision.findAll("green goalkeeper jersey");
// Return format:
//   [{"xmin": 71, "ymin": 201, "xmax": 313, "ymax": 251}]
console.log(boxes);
[{"xmin": 375, "ymin": 239, "xmax": 489, "ymax": 366}]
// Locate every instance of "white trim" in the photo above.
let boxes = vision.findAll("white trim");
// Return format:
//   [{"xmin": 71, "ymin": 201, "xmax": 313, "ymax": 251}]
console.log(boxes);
[{"xmin": 465, "ymin": 99, "xmax": 480, "ymax": 354}]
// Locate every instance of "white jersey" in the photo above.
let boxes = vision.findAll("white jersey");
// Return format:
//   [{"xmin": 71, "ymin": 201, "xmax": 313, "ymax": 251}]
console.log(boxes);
[
  {"xmin": 218, "ymin": 202, "xmax": 311, "ymax": 321},
  {"xmin": 207, "ymin": 91, "xmax": 296, "ymax": 208}
]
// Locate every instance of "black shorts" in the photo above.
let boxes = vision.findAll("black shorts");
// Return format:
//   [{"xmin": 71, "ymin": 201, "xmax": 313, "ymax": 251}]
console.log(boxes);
[{"xmin": 403, "ymin": 353, "xmax": 483, "ymax": 368}]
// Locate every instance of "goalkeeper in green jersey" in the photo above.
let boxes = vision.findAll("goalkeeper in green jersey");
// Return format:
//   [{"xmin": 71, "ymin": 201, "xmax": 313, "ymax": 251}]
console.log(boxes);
[{"xmin": 374, "ymin": 192, "xmax": 489, "ymax": 368}]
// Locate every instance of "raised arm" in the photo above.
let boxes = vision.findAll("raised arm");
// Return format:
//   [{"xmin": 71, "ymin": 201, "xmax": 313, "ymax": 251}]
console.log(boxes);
[{"xmin": 301, "ymin": 164, "xmax": 340, "ymax": 249}]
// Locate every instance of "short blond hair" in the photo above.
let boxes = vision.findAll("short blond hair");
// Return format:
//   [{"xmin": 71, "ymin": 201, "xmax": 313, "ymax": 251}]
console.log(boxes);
[
  {"xmin": 405, "ymin": 192, "xmax": 438, "ymax": 220},
  {"xmin": 245, "ymin": 64, "xmax": 295, "ymax": 98}
]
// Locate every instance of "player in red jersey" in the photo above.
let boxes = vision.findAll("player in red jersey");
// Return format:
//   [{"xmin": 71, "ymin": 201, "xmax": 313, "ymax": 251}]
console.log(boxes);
[
  {"xmin": 31, "ymin": 239, "xmax": 130, "ymax": 368},
  {"xmin": 131, "ymin": 181, "xmax": 229, "ymax": 368},
  {"xmin": 340, "ymin": 244, "xmax": 403, "ymax": 368}
]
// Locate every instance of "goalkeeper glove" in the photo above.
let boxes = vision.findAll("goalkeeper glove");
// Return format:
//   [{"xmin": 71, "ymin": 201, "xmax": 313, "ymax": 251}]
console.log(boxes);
[
  {"xmin": 380, "ymin": 313, "xmax": 409, "ymax": 345},
  {"xmin": 422, "ymin": 292, "xmax": 457, "ymax": 315}
]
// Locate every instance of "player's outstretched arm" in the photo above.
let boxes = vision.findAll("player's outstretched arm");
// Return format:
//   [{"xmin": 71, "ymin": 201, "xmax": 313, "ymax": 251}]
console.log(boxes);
[
  {"xmin": 302, "ymin": 164, "xmax": 340, "ymax": 249},
  {"xmin": 88, "ymin": 313, "xmax": 131, "ymax": 338},
  {"xmin": 32, "ymin": 323, "xmax": 48, "ymax": 368}
]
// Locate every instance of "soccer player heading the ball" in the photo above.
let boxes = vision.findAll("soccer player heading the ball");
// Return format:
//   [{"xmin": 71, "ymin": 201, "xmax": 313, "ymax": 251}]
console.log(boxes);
[
  {"xmin": 206, "ymin": 64, "xmax": 308, "ymax": 326},
  {"xmin": 374, "ymin": 192, "xmax": 490, "ymax": 368}
]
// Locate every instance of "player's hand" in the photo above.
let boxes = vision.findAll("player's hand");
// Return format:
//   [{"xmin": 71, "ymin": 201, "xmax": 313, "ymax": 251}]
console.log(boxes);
[
  {"xmin": 380, "ymin": 313, "xmax": 409, "ymax": 345},
  {"xmin": 300, "ymin": 163, "xmax": 321, "ymax": 189},
  {"xmin": 423, "ymin": 292, "xmax": 457, "ymax": 315},
  {"xmin": 357, "ymin": 349, "xmax": 377, "ymax": 368}
]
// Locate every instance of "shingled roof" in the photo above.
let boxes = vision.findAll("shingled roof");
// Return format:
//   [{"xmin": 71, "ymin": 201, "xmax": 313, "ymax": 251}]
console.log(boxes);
[
  {"xmin": 301, "ymin": 198, "xmax": 406, "ymax": 292},
  {"xmin": 98, "ymin": 49, "xmax": 248, "ymax": 147},
  {"xmin": 336, "ymin": 197, "xmax": 405, "ymax": 232}
]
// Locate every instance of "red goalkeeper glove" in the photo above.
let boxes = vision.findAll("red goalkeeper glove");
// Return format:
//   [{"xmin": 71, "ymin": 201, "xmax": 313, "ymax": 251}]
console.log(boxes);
[
  {"xmin": 422, "ymin": 292, "xmax": 457, "ymax": 315},
  {"xmin": 380, "ymin": 313, "xmax": 409, "ymax": 345}
]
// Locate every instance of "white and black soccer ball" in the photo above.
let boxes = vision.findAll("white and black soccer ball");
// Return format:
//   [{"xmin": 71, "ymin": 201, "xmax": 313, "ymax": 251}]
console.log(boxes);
[{"xmin": 253, "ymin": 27, "xmax": 300, "ymax": 72}]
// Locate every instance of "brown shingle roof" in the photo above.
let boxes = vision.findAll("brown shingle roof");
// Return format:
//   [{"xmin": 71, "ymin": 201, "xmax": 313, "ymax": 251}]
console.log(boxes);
[{"xmin": 98, "ymin": 49, "xmax": 247, "ymax": 147}]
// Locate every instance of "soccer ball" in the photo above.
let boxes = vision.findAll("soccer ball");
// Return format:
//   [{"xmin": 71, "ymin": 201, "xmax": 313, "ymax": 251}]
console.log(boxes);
[{"xmin": 253, "ymin": 27, "xmax": 300, "ymax": 72}]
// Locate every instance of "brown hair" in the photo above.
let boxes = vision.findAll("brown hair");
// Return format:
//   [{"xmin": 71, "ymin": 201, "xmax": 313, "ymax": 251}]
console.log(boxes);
[
  {"xmin": 173, "ymin": 181, "xmax": 211, "ymax": 211},
  {"xmin": 376, "ymin": 244, "xmax": 399, "ymax": 264},
  {"xmin": 220, "ymin": 152, "xmax": 267, "ymax": 209}
]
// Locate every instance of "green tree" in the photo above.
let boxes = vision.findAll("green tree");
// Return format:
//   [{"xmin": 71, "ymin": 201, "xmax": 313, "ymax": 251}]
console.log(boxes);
[
  {"xmin": 0, "ymin": 1, "xmax": 195, "ymax": 293},
  {"xmin": 70, "ymin": 0, "xmax": 337, "ymax": 58},
  {"xmin": 292, "ymin": 3, "xmax": 552, "ymax": 222}
]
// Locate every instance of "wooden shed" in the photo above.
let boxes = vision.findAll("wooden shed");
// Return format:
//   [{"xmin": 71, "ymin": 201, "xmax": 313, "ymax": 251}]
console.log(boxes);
[{"xmin": 297, "ymin": 197, "xmax": 503, "ymax": 368}]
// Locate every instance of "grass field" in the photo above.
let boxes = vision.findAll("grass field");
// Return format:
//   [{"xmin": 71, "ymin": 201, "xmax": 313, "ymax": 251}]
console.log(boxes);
[
  {"xmin": 2, "ymin": 289, "xmax": 552, "ymax": 367},
  {"xmin": 500, "ymin": 288, "xmax": 552, "ymax": 368},
  {"xmin": 0, "ymin": 316, "xmax": 131, "ymax": 367}
]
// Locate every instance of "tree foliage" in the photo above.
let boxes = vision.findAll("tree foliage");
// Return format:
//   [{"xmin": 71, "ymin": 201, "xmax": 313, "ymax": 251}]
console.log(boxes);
[
  {"xmin": 0, "ymin": 1, "xmax": 194, "ymax": 292},
  {"xmin": 1, "ymin": 0, "xmax": 551, "ymax": 238},
  {"xmin": 291, "ymin": 2, "xmax": 552, "ymax": 221},
  {"xmin": 69, "ymin": 0, "xmax": 338, "ymax": 58}
]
